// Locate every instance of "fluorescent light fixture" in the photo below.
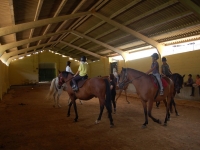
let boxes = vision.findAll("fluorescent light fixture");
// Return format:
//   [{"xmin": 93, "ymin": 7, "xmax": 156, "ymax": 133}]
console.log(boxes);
[
  {"xmin": 27, "ymin": 54, "xmax": 31, "ymax": 56},
  {"xmin": 69, "ymin": 57, "xmax": 73, "ymax": 60},
  {"xmin": 19, "ymin": 56, "xmax": 24, "ymax": 59},
  {"xmin": 62, "ymin": 55, "xmax": 67, "ymax": 57}
]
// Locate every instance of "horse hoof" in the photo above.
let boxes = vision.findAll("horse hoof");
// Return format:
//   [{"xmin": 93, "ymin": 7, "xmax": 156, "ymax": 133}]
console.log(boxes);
[
  {"xmin": 74, "ymin": 119, "xmax": 78, "ymax": 122},
  {"xmin": 176, "ymin": 113, "xmax": 180, "ymax": 116},
  {"xmin": 158, "ymin": 120, "xmax": 162, "ymax": 124},
  {"xmin": 67, "ymin": 114, "xmax": 70, "ymax": 117},
  {"xmin": 110, "ymin": 124, "xmax": 114, "ymax": 128},
  {"xmin": 95, "ymin": 120, "xmax": 100, "ymax": 124},
  {"xmin": 163, "ymin": 123, "xmax": 167, "ymax": 126},
  {"xmin": 167, "ymin": 118, "xmax": 171, "ymax": 121},
  {"xmin": 142, "ymin": 125, "xmax": 146, "ymax": 128}
]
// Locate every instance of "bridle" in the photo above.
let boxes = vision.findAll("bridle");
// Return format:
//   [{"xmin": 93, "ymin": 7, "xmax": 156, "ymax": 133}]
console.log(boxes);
[{"xmin": 119, "ymin": 68, "xmax": 143, "ymax": 89}]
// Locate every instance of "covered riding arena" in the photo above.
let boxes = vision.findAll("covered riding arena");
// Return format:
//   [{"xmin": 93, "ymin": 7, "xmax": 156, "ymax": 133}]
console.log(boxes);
[{"xmin": 0, "ymin": 0, "xmax": 200, "ymax": 149}]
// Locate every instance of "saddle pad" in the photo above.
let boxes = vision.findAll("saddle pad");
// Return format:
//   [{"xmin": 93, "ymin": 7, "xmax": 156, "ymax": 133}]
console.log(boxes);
[{"xmin": 151, "ymin": 76, "xmax": 168, "ymax": 88}]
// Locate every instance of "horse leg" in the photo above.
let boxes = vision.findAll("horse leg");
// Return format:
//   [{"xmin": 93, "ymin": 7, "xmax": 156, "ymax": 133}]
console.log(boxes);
[
  {"xmin": 79, "ymin": 99, "xmax": 83, "ymax": 105},
  {"xmin": 67, "ymin": 101, "xmax": 73, "ymax": 117},
  {"xmin": 163, "ymin": 99, "xmax": 170, "ymax": 121},
  {"xmin": 141, "ymin": 100, "xmax": 148, "ymax": 128},
  {"xmin": 53, "ymin": 92, "xmax": 57, "ymax": 108},
  {"xmin": 172, "ymin": 97, "xmax": 179, "ymax": 116},
  {"xmin": 156, "ymin": 101, "xmax": 160, "ymax": 108},
  {"xmin": 73, "ymin": 101, "xmax": 78, "ymax": 122},
  {"xmin": 147, "ymin": 101, "xmax": 161, "ymax": 124},
  {"xmin": 164, "ymin": 98, "xmax": 171, "ymax": 126},
  {"xmin": 95, "ymin": 105, "xmax": 104, "ymax": 124},
  {"xmin": 115, "ymin": 90, "xmax": 122, "ymax": 104},
  {"xmin": 57, "ymin": 94, "xmax": 61, "ymax": 108},
  {"xmin": 124, "ymin": 90, "xmax": 130, "ymax": 104},
  {"xmin": 105, "ymin": 104, "xmax": 114, "ymax": 128}
]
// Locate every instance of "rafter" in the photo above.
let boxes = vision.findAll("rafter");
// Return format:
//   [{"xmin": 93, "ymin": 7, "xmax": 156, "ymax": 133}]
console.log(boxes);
[
  {"xmin": 1, "ymin": 41, "xmax": 56, "ymax": 62},
  {"xmin": 37, "ymin": 0, "xmax": 68, "ymax": 46},
  {"xmin": 27, "ymin": 0, "xmax": 44, "ymax": 48},
  {"xmin": 70, "ymin": 30, "xmax": 128, "ymax": 60},
  {"xmin": 60, "ymin": 41, "xmax": 102, "ymax": 59},
  {"xmin": 178, "ymin": 0, "xmax": 200, "ymax": 20},
  {"xmin": 0, "ymin": 30, "xmax": 69, "ymax": 57},
  {"xmin": 0, "ymin": 11, "xmax": 90, "ymax": 37}
]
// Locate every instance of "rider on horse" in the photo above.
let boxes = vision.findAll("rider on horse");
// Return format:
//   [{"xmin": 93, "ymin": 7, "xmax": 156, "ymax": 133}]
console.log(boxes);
[
  {"xmin": 161, "ymin": 57, "xmax": 172, "ymax": 78},
  {"xmin": 72, "ymin": 56, "xmax": 88, "ymax": 91},
  {"xmin": 146, "ymin": 53, "xmax": 164, "ymax": 95}
]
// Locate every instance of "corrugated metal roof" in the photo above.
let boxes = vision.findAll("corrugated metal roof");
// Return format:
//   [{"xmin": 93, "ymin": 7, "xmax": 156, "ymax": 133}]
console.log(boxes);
[{"xmin": 1, "ymin": 0, "xmax": 200, "ymax": 62}]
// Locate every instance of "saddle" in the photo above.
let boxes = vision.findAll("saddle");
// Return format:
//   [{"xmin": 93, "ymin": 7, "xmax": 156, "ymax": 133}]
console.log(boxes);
[
  {"xmin": 70, "ymin": 75, "xmax": 88, "ymax": 89},
  {"xmin": 150, "ymin": 74, "xmax": 168, "ymax": 99},
  {"xmin": 150, "ymin": 74, "xmax": 168, "ymax": 88}
]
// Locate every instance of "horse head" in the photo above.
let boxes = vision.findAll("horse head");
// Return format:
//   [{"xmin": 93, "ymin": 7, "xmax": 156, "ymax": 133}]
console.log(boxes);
[
  {"xmin": 172, "ymin": 73, "xmax": 184, "ymax": 94},
  {"xmin": 118, "ymin": 67, "xmax": 128, "ymax": 89},
  {"xmin": 58, "ymin": 71, "xmax": 74, "ymax": 86}
]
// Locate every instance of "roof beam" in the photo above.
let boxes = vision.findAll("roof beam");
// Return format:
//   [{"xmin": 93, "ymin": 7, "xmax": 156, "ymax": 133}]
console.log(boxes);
[
  {"xmin": 92, "ymin": 12, "xmax": 163, "ymax": 50},
  {"xmin": 70, "ymin": 30, "xmax": 128, "ymax": 60},
  {"xmin": 1, "ymin": 41, "xmax": 56, "ymax": 62},
  {"xmin": 178, "ymin": 0, "xmax": 200, "ymax": 20},
  {"xmin": 51, "ymin": 0, "xmax": 108, "ymax": 47},
  {"xmin": 46, "ymin": 0, "xmax": 87, "ymax": 45},
  {"xmin": 0, "ymin": 11, "xmax": 90, "ymax": 37},
  {"xmin": 27, "ymin": 0, "xmax": 44, "ymax": 48},
  {"xmin": 60, "ymin": 41, "xmax": 102, "ymax": 59},
  {"xmin": 37, "ymin": 0, "xmax": 68, "ymax": 46},
  {"xmin": 8, "ymin": 0, "xmax": 18, "ymax": 52},
  {"xmin": 0, "ymin": 30, "xmax": 69, "ymax": 57}
]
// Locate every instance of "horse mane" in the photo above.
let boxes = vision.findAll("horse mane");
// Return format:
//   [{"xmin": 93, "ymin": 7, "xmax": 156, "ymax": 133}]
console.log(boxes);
[{"xmin": 126, "ymin": 68, "xmax": 146, "ymax": 75}]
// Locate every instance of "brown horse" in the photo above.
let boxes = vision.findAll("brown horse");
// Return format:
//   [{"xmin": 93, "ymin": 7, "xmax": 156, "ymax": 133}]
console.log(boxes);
[
  {"xmin": 118, "ymin": 67, "xmax": 174, "ymax": 128},
  {"xmin": 59, "ymin": 71, "xmax": 114, "ymax": 127}
]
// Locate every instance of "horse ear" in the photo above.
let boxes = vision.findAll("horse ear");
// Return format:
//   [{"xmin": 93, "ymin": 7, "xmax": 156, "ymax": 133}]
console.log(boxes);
[{"xmin": 182, "ymin": 75, "xmax": 185, "ymax": 78}]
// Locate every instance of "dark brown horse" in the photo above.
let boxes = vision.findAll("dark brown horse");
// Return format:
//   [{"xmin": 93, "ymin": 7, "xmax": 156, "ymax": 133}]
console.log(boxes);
[
  {"xmin": 156, "ymin": 73, "xmax": 185, "ymax": 116},
  {"xmin": 119, "ymin": 67, "xmax": 174, "ymax": 127},
  {"xmin": 59, "ymin": 71, "xmax": 114, "ymax": 127}
]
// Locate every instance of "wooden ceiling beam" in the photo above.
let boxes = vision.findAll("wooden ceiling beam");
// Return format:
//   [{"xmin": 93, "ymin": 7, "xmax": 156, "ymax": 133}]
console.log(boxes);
[
  {"xmin": 71, "ymin": 30, "xmax": 128, "ymax": 60},
  {"xmin": 0, "ymin": 11, "xmax": 90, "ymax": 37},
  {"xmin": 60, "ymin": 41, "xmax": 102, "ymax": 59}
]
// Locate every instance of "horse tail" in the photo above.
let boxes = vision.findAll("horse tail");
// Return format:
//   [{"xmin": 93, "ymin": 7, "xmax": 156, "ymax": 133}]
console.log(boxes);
[
  {"xmin": 104, "ymin": 79, "xmax": 112, "ymax": 112},
  {"xmin": 46, "ymin": 78, "xmax": 56, "ymax": 100}
]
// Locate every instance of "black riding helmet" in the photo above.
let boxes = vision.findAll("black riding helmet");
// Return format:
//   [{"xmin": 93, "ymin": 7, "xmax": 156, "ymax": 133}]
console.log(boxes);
[
  {"xmin": 151, "ymin": 53, "xmax": 159, "ymax": 60},
  {"xmin": 67, "ymin": 61, "xmax": 71, "ymax": 66},
  {"xmin": 162, "ymin": 57, "xmax": 167, "ymax": 62},
  {"xmin": 80, "ymin": 56, "xmax": 86, "ymax": 62}
]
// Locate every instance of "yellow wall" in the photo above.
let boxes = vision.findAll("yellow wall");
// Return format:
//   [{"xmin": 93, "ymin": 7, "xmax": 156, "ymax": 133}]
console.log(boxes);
[
  {"xmin": 6, "ymin": 49, "xmax": 200, "ymax": 87},
  {"xmin": 118, "ymin": 50, "xmax": 200, "ymax": 82},
  {"xmin": 0, "ymin": 60, "xmax": 10, "ymax": 100}
]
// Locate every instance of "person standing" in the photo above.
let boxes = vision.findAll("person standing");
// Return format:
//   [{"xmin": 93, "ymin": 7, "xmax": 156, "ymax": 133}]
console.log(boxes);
[
  {"xmin": 113, "ymin": 65, "xmax": 119, "ymax": 85},
  {"xmin": 185, "ymin": 74, "xmax": 194, "ymax": 96},
  {"xmin": 146, "ymin": 53, "xmax": 163, "ymax": 95},
  {"xmin": 109, "ymin": 73, "xmax": 116, "ymax": 113},
  {"xmin": 66, "ymin": 61, "xmax": 74, "ymax": 74},
  {"xmin": 72, "ymin": 56, "xmax": 88, "ymax": 91},
  {"xmin": 161, "ymin": 57, "xmax": 172, "ymax": 77}
]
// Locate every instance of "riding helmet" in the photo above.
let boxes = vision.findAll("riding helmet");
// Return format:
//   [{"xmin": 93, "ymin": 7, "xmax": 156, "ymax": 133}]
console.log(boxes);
[
  {"xmin": 162, "ymin": 57, "xmax": 167, "ymax": 62},
  {"xmin": 67, "ymin": 61, "xmax": 71, "ymax": 66},
  {"xmin": 80, "ymin": 56, "xmax": 87, "ymax": 62},
  {"xmin": 151, "ymin": 53, "xmax": 159, "ymax": 60}
]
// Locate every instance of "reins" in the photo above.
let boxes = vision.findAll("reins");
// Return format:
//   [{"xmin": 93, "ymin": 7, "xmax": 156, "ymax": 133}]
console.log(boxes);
[{"xmin": 119, "ymin": 68, "xmax": 144, "ymax": 87}]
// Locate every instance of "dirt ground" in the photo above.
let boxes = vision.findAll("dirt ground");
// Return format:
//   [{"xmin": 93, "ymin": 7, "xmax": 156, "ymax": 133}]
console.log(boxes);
[{"xmin": 0, "ymin": 83, "xmax": 200, "ymax": 150}]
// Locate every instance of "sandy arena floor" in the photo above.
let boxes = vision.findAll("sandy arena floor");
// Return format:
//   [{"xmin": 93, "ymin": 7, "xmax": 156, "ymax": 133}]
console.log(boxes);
[{"xmin": 0, "ymin": 83, "xmax": 200, "ymax": 150}]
